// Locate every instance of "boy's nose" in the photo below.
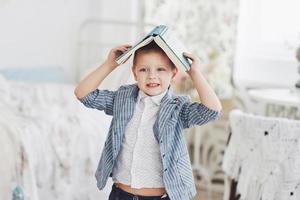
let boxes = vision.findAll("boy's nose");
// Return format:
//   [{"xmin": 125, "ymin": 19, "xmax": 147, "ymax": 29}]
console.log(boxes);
[{"xmin": 147, "ymin": 70, "xmax": 157, "ymax": 79}]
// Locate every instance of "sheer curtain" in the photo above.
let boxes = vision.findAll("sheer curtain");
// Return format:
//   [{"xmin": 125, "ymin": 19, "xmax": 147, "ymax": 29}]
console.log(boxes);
[{"xmin": 233, "ymin": 0, "xmax": 300, "ymax": 88}]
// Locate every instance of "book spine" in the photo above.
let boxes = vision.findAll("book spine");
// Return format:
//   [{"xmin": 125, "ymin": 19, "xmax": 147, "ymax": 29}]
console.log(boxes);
[{"xmin": 151, "ymin": 25, "xmax": 167, "ymax": 36}]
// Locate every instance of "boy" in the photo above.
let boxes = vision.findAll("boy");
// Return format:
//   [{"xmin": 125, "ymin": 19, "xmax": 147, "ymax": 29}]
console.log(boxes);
[{"xmin": 74, "ymin": 41, "xmax": 222, "ymax": 200}]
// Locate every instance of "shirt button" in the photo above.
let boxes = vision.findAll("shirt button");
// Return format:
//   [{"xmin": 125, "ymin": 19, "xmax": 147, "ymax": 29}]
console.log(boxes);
[
  {"xmin": 162, "ymin": 154, "xmax": 165, "ymax": 158},
  {"xmin": 164, "ymin": 168, "xmax": 168, "ymax": 172},
  {"xmin": 160, "ymin": 140, "xmax": 163, "ymax": 143}
]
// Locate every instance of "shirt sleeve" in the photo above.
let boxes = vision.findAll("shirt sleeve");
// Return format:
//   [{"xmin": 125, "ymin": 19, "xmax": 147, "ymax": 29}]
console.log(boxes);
[
  {"xmin": 78, "ymin": 89, "xmax": 116, "ymax": 116},
  {"xmin": 179, "ymin": 99, "xmax": 221, "ymax": 129}
]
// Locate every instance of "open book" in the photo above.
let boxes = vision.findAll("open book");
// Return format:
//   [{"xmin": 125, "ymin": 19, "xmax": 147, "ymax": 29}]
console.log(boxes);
[{"xmin": 116, "ymin": 25, "xmax": 192, "ymax": 72}]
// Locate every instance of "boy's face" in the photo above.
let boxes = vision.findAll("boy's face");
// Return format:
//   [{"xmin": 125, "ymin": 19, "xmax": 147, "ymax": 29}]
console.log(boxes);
[{"xmin": 132, "ymin": 51, "xmax": 177, "ymax": 96}]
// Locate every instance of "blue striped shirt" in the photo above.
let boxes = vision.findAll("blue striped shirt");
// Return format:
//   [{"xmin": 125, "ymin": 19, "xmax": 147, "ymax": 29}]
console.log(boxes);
[{"xmin": 79, "ymin": 84, "xmax": 220, "ymax": 200}]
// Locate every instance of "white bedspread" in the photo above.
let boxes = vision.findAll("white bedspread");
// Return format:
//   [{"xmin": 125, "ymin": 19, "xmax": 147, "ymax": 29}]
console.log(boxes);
[{"xmin": 0, "ymin": 75, "xmax": 113, "ymax": 200}]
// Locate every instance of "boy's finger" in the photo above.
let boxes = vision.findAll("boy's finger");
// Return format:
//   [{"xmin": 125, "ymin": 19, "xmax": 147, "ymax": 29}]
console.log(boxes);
[
  {"xmin": 113, "ymin": 44, "xmax": 131, "ymax": 51},
  {"xmin": 123, "ymin": 44, "xmax": 132, "ymax": 48},
  {"xmin": 115, "ymin": 47, "xmax": 128, "ymax": 52},
  {"xmin": 118, "ymin": 44, "xmax": 131, "ymax": 50},
  {"xmin": 183, "ymin": 52, "xmax": 194, "ymax": 60}
]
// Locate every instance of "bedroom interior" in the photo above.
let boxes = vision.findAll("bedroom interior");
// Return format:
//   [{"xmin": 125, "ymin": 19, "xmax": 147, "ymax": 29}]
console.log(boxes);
[{"xmin": 0, "ymin": 0, "xmax": 299, "ymax": 200}]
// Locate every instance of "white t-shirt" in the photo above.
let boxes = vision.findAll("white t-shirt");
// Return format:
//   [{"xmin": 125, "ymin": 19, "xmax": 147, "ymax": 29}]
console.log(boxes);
[{"xmin": 112, "ymin": 90, "xmax": 167, "ymax": 188}]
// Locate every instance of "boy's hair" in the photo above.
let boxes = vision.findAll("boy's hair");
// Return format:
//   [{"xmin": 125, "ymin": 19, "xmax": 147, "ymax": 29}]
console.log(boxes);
[{"xmin": 132, "ymin": 41, "xmax": 176, "ymax": 69}]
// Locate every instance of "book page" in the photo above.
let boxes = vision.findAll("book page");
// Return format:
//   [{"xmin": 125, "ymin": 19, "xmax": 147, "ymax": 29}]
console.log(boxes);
[
  {"xmin": 116, "ymin": 26, "xmax": 162, "ymax": 64},
  {"xmin": 159, "ymin": 30, "xmax": 192, "ymax": 68},
  {"xmin": 116, "ymin": 36, "xmax": 154, "ymax": 64}
]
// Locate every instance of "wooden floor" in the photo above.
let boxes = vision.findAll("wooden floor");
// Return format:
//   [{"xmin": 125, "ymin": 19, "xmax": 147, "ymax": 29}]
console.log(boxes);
[{"xmin": 193, "ymin": 187, "xmax": 223, "ymax": 200}]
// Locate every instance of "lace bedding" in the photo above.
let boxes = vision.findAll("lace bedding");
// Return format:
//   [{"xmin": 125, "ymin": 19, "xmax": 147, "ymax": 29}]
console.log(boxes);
[{"xmin": 0, "ymin": 75, "xmax": 113, "ymax": 200}]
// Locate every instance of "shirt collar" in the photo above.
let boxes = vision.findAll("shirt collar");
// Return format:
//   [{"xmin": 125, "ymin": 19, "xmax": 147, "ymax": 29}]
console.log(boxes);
[{"xmin": 137, "ymin": 90, "xmax": 168, "ymax": 106}]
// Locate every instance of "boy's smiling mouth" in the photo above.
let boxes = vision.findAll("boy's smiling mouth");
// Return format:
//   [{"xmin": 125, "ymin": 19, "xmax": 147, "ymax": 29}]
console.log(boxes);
[{"xmin": 146, "ymin": 83, "xmax": 160, "ymax": 87}]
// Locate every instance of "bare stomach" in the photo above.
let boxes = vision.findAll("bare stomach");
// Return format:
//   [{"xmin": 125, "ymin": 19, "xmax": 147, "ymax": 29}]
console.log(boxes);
[{"xmin": 115, "ymin": 182, "xmax": 166, "ymax": 196}]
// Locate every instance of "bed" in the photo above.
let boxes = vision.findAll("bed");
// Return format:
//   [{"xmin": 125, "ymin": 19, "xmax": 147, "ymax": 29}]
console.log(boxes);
[{"xmin": 0, "ymin": 69, "xmax": 113, "ymax": 200}]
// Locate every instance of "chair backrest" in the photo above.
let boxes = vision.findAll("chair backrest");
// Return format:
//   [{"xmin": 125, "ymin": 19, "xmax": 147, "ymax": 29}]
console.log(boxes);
[{"xmin": 223, "ymin": 109, "xmax": 300, "ymax": 200}]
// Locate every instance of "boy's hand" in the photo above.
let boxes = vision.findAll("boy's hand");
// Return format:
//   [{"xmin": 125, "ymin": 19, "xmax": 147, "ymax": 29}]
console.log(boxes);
[
  {"xmin": 182, "ymin": 52, "xmax": 222, "ymax": 111},
  {"xmin": 183, "ymin": 52, "xmax": 202, "ymax": 76},
  {"xmin": 104, "ymin": 44, "xmax": 132, "ymax": 69}
]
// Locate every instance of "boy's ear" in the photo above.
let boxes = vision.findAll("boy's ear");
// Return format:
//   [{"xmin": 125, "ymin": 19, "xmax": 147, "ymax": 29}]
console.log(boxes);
[
  {"xmin": 132, "ymin": 66, "xmax": 137, "ymax": 80},
  {"xmin": 172, "ymin": 68, "xmax": 178, "ymax": 79}
]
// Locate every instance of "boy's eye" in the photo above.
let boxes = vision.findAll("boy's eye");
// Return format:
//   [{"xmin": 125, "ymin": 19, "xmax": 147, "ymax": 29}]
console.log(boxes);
[
  {"xmin": 139, "ymin": 68, "xmax": 146, "ymax": 72},
  {"xmin": 157, "ymin": 68, "xmax": 166, "ymax": 71}
]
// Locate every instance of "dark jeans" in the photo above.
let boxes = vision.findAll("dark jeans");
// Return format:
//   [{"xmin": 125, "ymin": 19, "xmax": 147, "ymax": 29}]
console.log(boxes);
[{"xmin": 108, "ymin": 183, "xmax": 170, "ymax": 200}]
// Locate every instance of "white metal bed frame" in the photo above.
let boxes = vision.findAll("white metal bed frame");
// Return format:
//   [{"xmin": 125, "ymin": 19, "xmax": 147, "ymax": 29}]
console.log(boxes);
[{"xmin": 75, "ymin": 19, "xmax": 155, "ymax": 82}]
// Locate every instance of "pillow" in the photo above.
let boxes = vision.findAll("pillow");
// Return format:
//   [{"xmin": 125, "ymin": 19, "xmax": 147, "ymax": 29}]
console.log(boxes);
[{"xmin": 0, "ymin": 67, "xmax": 65, "ymax": 83}]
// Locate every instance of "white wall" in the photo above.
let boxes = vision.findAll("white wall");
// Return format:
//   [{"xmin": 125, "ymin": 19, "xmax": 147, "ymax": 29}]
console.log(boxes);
[
  {"xmin": 76, "ymin": 0, "xmax": 142, "ymax": 88},
  {"xmin": 0, "ymin": 0, "xmax": 139, "ymax": 82}
]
